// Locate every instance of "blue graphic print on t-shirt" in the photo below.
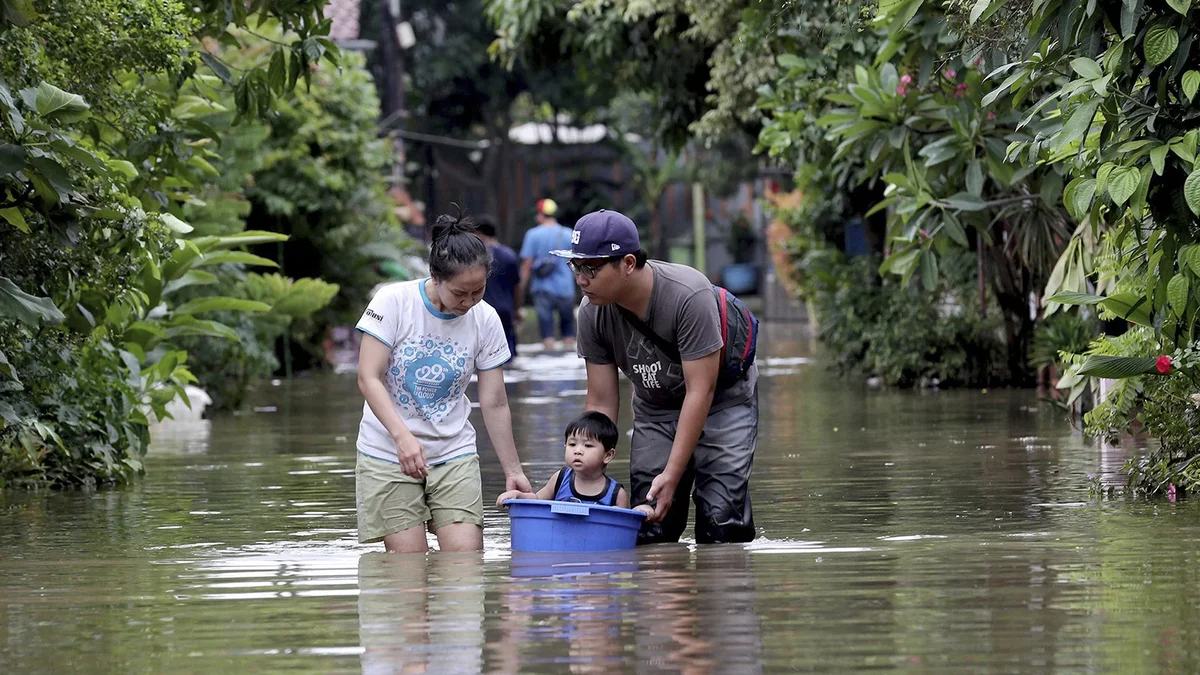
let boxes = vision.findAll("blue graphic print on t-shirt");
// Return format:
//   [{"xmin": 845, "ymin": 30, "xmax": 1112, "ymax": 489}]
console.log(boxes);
[{"xmin": 387, "ymin": 334, "xmax": 471, "ymax": 422}]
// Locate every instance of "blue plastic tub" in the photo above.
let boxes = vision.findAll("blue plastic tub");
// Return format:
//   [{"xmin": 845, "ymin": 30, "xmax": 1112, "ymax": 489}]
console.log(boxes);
[
  {"xmin": 509, "ymin": 550, "xmax": 639, "ymax": 578},
  {"xmin": 504, "ymin": 500, "xmax": 646, "ymax": 553}
]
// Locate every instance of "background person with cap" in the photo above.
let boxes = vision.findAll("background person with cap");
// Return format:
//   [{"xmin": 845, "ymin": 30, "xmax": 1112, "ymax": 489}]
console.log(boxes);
[
  {"xmin": 519, "ymin": 198, "xmax": 577, "ymax": 352},
  {"xmin": 551, "ymin": 209, "xmax": 758, "ymax": 545}
]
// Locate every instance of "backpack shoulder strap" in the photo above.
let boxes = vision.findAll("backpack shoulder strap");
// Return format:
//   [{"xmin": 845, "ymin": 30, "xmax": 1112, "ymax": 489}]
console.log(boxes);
[
  {"xmin": 716, "ymin": 287, "xmax": 729, "ymax": 364},
  {"xmin": 615, "ymin": 305, "xmax": 681, "ymax": 363}
]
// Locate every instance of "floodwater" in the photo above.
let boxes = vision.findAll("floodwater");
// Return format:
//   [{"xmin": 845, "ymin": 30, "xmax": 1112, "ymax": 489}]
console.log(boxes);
[{"xmin": 3, "ymin": 323, "xmax": 1198, "ymax": 674}]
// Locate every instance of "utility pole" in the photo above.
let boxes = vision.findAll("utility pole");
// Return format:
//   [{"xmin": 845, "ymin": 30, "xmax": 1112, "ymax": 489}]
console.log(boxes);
[{"xmin": 380, "ymin": 0, "xmax": 405, "ymax": 125}]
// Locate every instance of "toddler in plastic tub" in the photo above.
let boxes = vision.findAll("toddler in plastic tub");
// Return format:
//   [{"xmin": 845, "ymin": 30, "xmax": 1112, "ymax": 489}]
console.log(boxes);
[{"xmin": 496, "ymin": 411, "xmax": 654, "ymax": 515}]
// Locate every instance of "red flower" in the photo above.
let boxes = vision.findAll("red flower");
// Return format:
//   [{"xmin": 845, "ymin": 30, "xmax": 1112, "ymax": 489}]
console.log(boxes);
[{"xmin": 1156, "ymin": 355, "xmax": 1172, "ymax": 374}]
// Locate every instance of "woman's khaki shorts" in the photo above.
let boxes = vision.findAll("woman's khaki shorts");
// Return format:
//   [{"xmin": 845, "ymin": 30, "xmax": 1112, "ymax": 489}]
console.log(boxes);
[{"xmin": 355, "ymin": 452, "xmax": 484, "ymax": 543}]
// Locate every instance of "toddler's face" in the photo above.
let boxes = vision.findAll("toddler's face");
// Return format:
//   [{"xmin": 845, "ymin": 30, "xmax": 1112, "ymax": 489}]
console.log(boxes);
[{"xmin": 563, "ymin": 432, "xmax": 613, "ymax": 474}]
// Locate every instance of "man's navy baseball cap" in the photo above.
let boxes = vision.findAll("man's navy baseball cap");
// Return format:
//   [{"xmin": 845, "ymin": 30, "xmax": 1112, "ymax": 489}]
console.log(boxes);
[{"xmin": 550, "ymin": 209, "xmax": 641, "ymax": 259}]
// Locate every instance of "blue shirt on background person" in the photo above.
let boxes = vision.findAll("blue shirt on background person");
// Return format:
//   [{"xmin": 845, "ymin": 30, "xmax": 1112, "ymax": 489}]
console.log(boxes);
[
  {"xmin": 519, "ymin": 220, "xmax": 576, "ymax": 297},
  {"xmin": 519, "ymin": 199, "xmax": 578, "ymax": 350},
  {"xmin": 474, "ymin": 215, "xmax": 520, "ymax": 362}
]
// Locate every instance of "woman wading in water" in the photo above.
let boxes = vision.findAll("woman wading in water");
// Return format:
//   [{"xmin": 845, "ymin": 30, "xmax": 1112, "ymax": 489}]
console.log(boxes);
[{"xmin": 354, "ymin": 212, "xmax": 531, "ymax": 553}]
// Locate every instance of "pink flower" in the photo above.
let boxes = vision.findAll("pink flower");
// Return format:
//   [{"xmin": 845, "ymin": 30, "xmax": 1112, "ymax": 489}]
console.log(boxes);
[
  {"xmin": 897, "ymin": 85, "xmax": 908, "ymax": 96},
  {"xmin": 987, "ymin": 112, "xmax": 996, "ymax": 120},
  {"xmin": 974, "ymin": 57, "xmax": 984, "ymax": 67},
  {"xmin": 1156, "ymin": 355, "xmax": 1173, "ymax": 374},
  {"xmin": 944, "ymin": 69, "xmax": 957, "ymax": 79},
  {"xmin": 900, "ymin": 74, "xmax": 912, "ymax": 84},
  {"xmin": 919, "ymin": 229, "xmax": 930, "ymax": 240},
  {"xmin": 954, "ymin": 83, "xmax": 968, "ymax": 99},
  {"xmin": 1168, "ymin": 483, "xmax": 1178, "ymax": 502}
]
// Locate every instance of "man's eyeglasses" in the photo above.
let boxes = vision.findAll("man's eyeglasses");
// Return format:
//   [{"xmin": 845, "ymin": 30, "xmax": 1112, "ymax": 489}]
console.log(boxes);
[{"xmin": 567, "ymin": 258, "xmax": 617, "ymax": 279}]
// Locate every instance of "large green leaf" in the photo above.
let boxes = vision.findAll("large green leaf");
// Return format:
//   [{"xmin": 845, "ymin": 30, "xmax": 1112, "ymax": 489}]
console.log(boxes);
[
  {"xmin": 1057, "ymin": 100, "xmax": 1100, "ymax": 149},
  {"xmin": 919, "ymin": 250, "xmax": 938, "ymax": 291},
  {"xmin": 982, "ymin": 69, "xmax": 1025, "ymax": 107},
  {"xmin": 1100, "ymin": 292, "xmax": 1152, "ymax": 326},
  {"xmin": 0, "ymin": 143, "xmax": 24, "ymax": 175},
  {"xmin": 26, "ymin": 156, "xmax": 74, "ymax": 198},
  {"xmin": 106, "ymin": 159, "xmax": 138, "ymax": 180},
  {"xmin": 776, "ymin": 53, "xmax": 803, "ymax": 70},
  {"xmin": 943, "ymin": 193, "xmax": 988, "ymax": 211},
  {"xmin": 1150, "ymin": 144, "xmax": 1169, "ymax": 176},
  {"xmin": 33, "ymin": 82, "xmax": 90, "ymax": 123},
  {"xmin": 163, "ymin": 318, "xmax": 239, "ymax": 341},
  {"xmin": 1167, "ymin": 273, "xmax": 1190, "ymax": 317},
  {"xmin": 969, "ymin": 0, "xmax": 1006, "ymax": 23},
  {"xmin": 1183, "ymin": 71, "xmax": 1200, "ymax": 103},
  {"xmin": 194, "ymin": 251, "xmax": 279, "ymax": 268},
  {"xmin": 1077, "ymin": 355, "xmax": 1159, "ymax": 379},
  {"xmin": 941, "ymin": 212, "xmax": 969, "ymax": 247},
  {"xmin": 1185, "ymin": 169, "xmax": 1200, "ymax": 216},
  {"xmin": 0, "ymin": 276, "xmax": 65, "ymax": 326},
  {"xmin": 1069, "ymin": 57, "xmax": 1103, "ymax": 80},
  {"xmin": 162, "ymin": 270, "xmax": 218, "ymax": 296},
  {"xmin": 880, "ymin": 247, "xmax": 920, "ymax": 277},
  {"xmin": 192, "ymin": 230, "xmax": 289, "ymax": 252},
  {"xmin": 160, "ymin": 240, "xmax": 204, "ymax": 283},
  {"xmin": 50, "ymin": 140, "xmax": 105, "ymax": 173},
  {"xmin": 172, "ymin": 297, "xmax": 272, "ymax": 316},
  {"xmin": 0, "ymin": 206, "xmax": 28, "ymax": 233},
  {"xmin": 1065, "ymin": 177, "xmax": 1097, "ymax": 218},
  {"xmin": 1144, "ymin": 24, "xmax": 1179, "ymax": 68},
  {"xmin": 1166, "ymin": 0, "xmax": 1192, "ymax": 15},
  {"xmin": 966, "ymin": 160, "xmax": 984, "ymax": 197},
  {"xmin": 159, "ymin": 213, "xmax": 193, "ymax": 234},
  {"xmin": 1047, "ymin": 291, "xmax": 1104, "ymax": 306},
  {"xmin": 270, "ymin": 279, "xmax": 340, "ymax": 318},
  {"xmin": 1107, "ymin": 166, "xmax": 1139, "ymax": 205},
  {"xmin": 199, "ymin": 52, "xmax": 233, "ymax": 85},
  {"xmin": 1182, "ymin": 246, "xmax": 1200, "ymax": 277}
]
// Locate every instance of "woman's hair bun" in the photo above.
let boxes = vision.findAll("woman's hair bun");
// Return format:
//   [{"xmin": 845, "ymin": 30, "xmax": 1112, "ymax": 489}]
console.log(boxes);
[
  {"xmin": 431, "ymin": 204, "xmax": 476, "ymax": 243},
  {"xmin": 427, "ymin": 203, "xmax": 491, "ymax": 282}
]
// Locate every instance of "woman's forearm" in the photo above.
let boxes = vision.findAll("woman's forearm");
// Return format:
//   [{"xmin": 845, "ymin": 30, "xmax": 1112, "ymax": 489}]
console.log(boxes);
[
  {"xmin": 481, "ymin": 400, "xmax": 524, "ymax": 477},
  {"xmin": 358, "ymin": 374, "xmax": 415, "ymax": 444}
]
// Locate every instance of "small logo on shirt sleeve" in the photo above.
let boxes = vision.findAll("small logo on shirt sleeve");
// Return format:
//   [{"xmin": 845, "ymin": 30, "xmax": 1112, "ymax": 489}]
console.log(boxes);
[{"xmin": 364, "ymin": 309, "xmax": 384, "ymax": 322}]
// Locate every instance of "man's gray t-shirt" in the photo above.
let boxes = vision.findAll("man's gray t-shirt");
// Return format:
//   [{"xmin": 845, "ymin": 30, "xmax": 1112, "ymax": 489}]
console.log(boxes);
[{"xmin": 577, "ymin": 261, "xmax": 757, "ymax": 421}]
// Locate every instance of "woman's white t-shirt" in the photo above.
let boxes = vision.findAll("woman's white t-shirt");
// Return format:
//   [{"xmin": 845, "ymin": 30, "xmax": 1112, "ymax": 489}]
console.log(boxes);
[{"xmin": 355, "ymin": 279, "xmax": 510, "ymax": 465}]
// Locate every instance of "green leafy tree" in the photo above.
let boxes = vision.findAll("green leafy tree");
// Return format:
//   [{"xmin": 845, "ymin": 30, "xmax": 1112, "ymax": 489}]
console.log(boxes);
[
  {"xmin": 959, "ymin": 0, "xmax": 1200, "ymax": 493},
  {"xmin": 0, "ymin": 1, "xmax": 345, "ymax": 487}
]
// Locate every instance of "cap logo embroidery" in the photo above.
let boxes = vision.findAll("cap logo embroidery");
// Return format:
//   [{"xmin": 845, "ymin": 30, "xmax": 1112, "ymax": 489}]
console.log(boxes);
[
  {"xmin": 611, "ymin": 243, "xmax": 621, "ymax": 251},
  {"xmin": 571, "ymin": 230, "xmax": 581, "ymax": 244}
]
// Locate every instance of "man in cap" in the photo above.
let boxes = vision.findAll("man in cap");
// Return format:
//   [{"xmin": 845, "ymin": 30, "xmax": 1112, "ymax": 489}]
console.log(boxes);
[
  {"xmin": 519, "ymin": 198, "xmax": 577, "ymax": 352},
  {"xmin": 551, "ymin": 209, "xmax": 758, "ymax": 544}
]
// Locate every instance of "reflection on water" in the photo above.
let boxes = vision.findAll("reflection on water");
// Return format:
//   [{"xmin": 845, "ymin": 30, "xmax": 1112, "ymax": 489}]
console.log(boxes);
[{"xmin": 3, "ymin": 324, "xmax": 1199, "ymax": 673}]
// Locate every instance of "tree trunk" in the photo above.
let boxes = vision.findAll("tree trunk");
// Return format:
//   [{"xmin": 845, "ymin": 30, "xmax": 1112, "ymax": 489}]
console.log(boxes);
[{"xmin": 987, "ymin": 243, "xmax": 1037, "ymax": 387}]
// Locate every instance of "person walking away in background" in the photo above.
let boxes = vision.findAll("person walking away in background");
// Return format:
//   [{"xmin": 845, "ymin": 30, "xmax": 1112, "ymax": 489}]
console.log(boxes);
[
  {"xmin": 475, "ymin": 215, "xmax": 521, "ymax": 364},
  {"xmin": 519, "ymin": 198, "xmax": 577, "ymax": 352}
]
